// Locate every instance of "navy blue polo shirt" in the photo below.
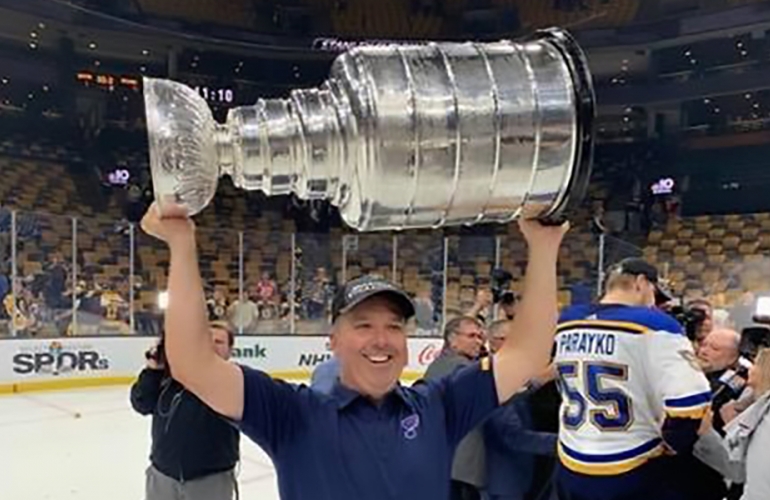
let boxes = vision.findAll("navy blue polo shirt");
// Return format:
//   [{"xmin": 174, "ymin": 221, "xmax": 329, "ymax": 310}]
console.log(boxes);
[{"xmin": 238, "ymin": 361, "xmax": 499, "ymax": 500}]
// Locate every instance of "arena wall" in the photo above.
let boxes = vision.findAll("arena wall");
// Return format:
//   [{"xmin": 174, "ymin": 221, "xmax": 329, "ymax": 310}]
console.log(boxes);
[{"xmin": 0, "ymin": 336, "xmax": 445, "ymax": 394}]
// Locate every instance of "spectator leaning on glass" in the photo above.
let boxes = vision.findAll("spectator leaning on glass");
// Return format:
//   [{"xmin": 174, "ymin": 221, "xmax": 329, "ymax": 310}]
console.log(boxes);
[
  {"xmin": 130, "ymin": 320, "xmax": 240, "ymax": 500},
  {"xmin": 695, "ymin": 348, "xmax": 770, "ymax": 500},
  {"xmin": 140, "ymin": 201, "xmax": 569, "ymax": 500}
]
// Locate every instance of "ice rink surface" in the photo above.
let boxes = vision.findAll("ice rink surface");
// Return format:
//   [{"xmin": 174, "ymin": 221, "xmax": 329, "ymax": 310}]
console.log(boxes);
[{"xmin": 0, "ymin": 385, "xmax": 283, "ymax": 500}]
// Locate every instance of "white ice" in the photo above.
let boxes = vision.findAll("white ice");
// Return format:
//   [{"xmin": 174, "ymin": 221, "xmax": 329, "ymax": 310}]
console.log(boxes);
[{"xmin": 0, "ymin": 385, "xmax": 283, "ymax": 500}]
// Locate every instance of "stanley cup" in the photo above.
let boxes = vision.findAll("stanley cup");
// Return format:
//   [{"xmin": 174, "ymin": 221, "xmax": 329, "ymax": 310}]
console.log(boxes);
[{"xmin": 144, "ymin": 28, "xmax": 595, "ymax": 232}]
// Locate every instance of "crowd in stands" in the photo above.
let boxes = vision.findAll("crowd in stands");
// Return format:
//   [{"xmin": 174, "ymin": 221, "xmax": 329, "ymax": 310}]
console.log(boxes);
[
  {"xmin": 1, "ymin": 123, "xmax": 770, "ymax": 338},
  {"xmin": 83, "ymin": 0, "xmax": 643, "ymax": 39}
]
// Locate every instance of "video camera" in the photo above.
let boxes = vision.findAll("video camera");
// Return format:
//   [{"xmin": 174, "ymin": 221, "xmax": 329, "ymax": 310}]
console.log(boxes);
[
  {"xmin": 740, "ymin": 326, "xmax": 770, "ymax": 361},
  {"xmin": 738, "ymin": 295, "xmax": 770, "ymax": 359},
  {"xmin": 667, "ymin": 304, "xmax": 708, "ymax": 342},
  {"xmin": 490, "ymin": 268, "xmax": 516, "ymax": 305}
]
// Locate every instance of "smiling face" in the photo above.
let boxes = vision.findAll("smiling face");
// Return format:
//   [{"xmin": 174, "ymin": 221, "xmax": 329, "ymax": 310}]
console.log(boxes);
[{"xmin": 330, "ymin": 295, "xmax": 408, "ymax": 400}]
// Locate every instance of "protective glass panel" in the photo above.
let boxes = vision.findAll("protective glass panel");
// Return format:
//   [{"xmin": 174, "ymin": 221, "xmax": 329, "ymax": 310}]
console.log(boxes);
[
  {"xmin": 73, "ymin": 217, "xmax": 132, "ymax": 335},
  {"xmin": 242, "ymin": 230, "xmax": 293, "ymax": 334},
  {"xmin": 396, "ymin": 231, "xmax": 444, "ymax": 336},
  {"xmin": 294, "ymin": 233, "xmax": 341, "ymax": 334}
]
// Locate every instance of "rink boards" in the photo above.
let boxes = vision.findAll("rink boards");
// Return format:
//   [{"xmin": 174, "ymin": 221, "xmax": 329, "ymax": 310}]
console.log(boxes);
[{"xmin": 0, "ymin": 335, "xmax": 444, "ymax": 394}]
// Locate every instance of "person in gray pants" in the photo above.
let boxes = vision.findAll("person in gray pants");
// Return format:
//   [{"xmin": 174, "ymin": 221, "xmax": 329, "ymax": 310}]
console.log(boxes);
[{"xmin": 131, "ymin": 320, "xmax": 240, "ymax": 500}]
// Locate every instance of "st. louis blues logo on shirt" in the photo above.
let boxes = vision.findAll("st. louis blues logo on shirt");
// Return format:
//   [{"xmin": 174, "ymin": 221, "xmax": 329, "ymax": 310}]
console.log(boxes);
[{"xmin": 400, "ymin": 414, "xmax": 420, "ymax": 440}]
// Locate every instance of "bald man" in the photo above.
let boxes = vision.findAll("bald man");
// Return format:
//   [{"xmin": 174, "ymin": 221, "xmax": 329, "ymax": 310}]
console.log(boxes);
[
  {"xmin": 698, "ymin": 329, "xmax": 744, "ymax": 433},
  {"xmin": 698, "ymin": 328, "xmax": 741, "ymax": 375}
]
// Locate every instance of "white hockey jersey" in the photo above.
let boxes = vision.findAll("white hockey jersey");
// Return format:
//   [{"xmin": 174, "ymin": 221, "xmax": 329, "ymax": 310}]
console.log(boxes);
[{"xmin": 554, "ymin": 303, "xmax": 711, "ymax": 476}]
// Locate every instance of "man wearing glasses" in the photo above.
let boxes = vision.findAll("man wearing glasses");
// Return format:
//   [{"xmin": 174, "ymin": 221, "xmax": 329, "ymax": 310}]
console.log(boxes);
[{"xmin": 424, "ymin": 316, "xmax": 488, "ymax": 500}]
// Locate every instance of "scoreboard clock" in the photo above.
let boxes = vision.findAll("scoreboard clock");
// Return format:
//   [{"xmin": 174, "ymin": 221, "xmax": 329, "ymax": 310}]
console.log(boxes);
[{"xmin": 192, "ymin": 85, "xmax": 235, "ymax": 104}]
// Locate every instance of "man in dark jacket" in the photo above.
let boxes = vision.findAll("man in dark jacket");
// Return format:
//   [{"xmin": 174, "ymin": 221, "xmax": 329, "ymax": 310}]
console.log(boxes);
[
  {"xmin": 484, "ymin": 320, "xmax": 558, "ymax": 500},
  {"xmin": 424, "ymin": 315, "xmax": 487, "ymax": 500},
  {"xmin": 130, "ymin": 320, "xmax": 240, "ymax": 500}
]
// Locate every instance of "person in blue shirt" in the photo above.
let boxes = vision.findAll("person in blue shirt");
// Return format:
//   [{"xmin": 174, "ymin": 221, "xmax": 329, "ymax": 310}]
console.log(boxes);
[
  {"xmin": 310, "ymin": 356, "xmax": 340, "ymax": 394},
  {"xmin": 140, "ymin": 202, "xmax": 568, "ymax": 500}
]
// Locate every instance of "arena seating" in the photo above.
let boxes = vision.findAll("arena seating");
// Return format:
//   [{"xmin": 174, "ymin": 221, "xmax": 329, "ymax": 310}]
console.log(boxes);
[
  {"xmin": 644, "ymin": 212, "xmax": 770, "ymax": 303},
  {"xmin": 318, "ymin": 0, "xmax": 642, "ymax": 37},
  {"xmin": 0, "ymin": 157, "xmax": 123, "ymax": 277},
  {"xmin": 136, "ymin": 0, "xmax": 257, "ymax": 29},
  {"xmin": 130, "ymin": 0, "xmax": 642, "ymax": 39},
  {"xmin": 309, "ymin": 0, "xmax": 439, "ymax": 39},
  {"xmin": 5, "ymin": 133, "xmax": 770, "ymax": 337},
  {"xmin": 0, "ymin": 140, "xmax": 607, "ymax": 335},
  {"xmin": 521, "ymin": 0, "xmax": 640, "ymax": 30}
]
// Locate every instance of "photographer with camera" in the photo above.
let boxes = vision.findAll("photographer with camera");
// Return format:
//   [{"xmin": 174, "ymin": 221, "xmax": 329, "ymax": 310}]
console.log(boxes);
[
  {"xmin": 668, "ymin": 298, "xmax": 714, "ymax": 351},
  {"xmin": 130, "ymin": 320, "xmax": 240, "ymax": 500},
  {"xmin": 491, "ymin": 269, "xmax": 519, "ymax": 322},
  {"xmin": 467, "ymin": 270, "xmax": 518, "ymax": 325}
]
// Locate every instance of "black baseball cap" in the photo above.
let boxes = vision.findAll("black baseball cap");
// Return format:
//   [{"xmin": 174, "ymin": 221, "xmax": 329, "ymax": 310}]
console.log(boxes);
[
  {"xmin": 331, "ymin": 275, "xmax": 416, "ymax": 322},
  {"xmin": 611, "ymin": 257, "xmax": 673, "ymax": 304}
]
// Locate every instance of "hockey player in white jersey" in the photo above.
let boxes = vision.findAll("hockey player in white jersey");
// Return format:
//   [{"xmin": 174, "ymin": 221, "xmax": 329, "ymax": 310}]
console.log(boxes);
[{"xmin": 554, "ymin": 258, "xmax": 711, "ymax": 500}]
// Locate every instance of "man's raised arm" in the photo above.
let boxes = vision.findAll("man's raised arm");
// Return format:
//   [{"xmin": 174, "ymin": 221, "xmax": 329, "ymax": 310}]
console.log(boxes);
[
  {"xmin": 492, "ymin": 218, "xmax": 567, "ymax": 403},
  {"xmin": 141, "ymin": 203, "xmax": 244, "ymax": 420}
]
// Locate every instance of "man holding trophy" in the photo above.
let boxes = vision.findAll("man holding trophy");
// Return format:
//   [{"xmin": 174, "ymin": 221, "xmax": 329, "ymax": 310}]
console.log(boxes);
[{"xmin": 140, "ymin": 27, "xmax": 595, "ymax": 500}]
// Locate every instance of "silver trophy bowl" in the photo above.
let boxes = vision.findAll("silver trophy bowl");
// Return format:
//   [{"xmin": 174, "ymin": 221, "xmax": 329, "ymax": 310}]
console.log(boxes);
[{"xmin": 144, "ymin": 28, "xmax": 595, "ymax": 231}]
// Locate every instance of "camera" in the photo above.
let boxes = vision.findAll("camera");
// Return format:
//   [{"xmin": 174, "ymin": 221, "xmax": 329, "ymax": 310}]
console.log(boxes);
[
  {"xmin": 739, "ymin": 326, "xmax": 770, "ymax": 362},
  {"xmin": 145, "ymin": 337, "xmax": 166, "ymax": 367},
  {"xmin": 490, "ymin": 268, "xmax": 515, "ymax": 305},
  {"xmin": 668, "ymin": 305, "xmax": 708, "ymax": 342}
]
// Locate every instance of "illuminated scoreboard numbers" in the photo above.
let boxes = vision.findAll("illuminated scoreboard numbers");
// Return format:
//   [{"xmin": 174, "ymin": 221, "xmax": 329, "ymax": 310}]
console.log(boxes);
[{"xmin": 194, "ymin": 85, "xmax": 235, "ymax": 104}]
